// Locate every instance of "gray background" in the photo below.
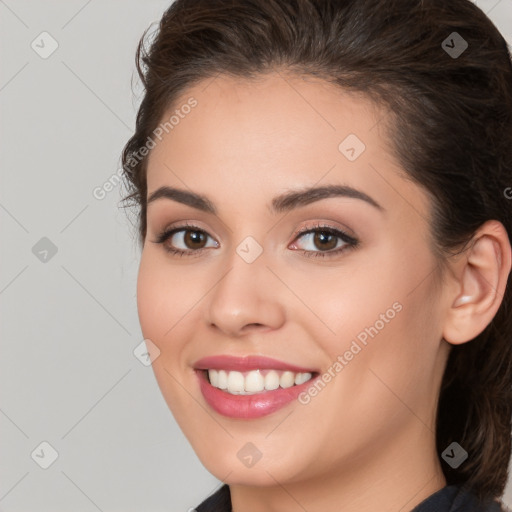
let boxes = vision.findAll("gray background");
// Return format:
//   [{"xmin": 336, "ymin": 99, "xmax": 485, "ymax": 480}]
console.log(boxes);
[{"xmin": 1, "ymin": 1, "xmax": 511, "ymax": 511}]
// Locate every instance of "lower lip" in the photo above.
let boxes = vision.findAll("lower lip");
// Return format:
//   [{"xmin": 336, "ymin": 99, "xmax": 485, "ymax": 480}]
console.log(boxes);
[{"xmin": 196, "ymin": 370, "xmax": 319, "ymax": 419}]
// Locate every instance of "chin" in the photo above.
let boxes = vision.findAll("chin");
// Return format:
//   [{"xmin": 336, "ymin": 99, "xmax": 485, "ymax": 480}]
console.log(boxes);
[{"xmin": 194, "ymin": 438, "xmax": 311, "ymax": 486}]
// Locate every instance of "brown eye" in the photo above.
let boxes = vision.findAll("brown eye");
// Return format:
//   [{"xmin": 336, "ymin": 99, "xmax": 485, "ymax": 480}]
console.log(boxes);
[
  {"xmin": 312, "ymin": 231, "xmax": 338, "ymax": 251},
  {"xmin": 183, "ymin": 230, "xmax": 208, "ymax": 249},
  {"xmin": 290, "ymin": 224, "xmax": 359, "ymax": 259}
]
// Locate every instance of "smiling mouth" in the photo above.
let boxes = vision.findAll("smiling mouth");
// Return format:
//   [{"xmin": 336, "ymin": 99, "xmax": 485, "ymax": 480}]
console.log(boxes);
[{"xmin": 202, "ymin": 368, "xmax": 319, "ymax": 395}]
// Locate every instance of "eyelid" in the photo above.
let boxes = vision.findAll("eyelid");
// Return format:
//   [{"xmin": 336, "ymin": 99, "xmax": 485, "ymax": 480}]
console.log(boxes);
[
  {"xmin": 154, "ymin": 219, "xmax": 215, "ymax": 238},
  {"xmin": 292, "ymin": 220, "xmax": 357, "ymax": 241}
]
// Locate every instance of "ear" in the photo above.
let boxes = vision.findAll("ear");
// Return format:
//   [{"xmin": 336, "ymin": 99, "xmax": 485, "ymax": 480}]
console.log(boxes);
[{"xmin": 443, "ymin": 220, "xmax": 511, "ymax": 345}]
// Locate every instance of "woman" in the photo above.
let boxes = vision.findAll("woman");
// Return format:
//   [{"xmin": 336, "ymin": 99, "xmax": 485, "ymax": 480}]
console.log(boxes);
[{"xmin": 120, "ymin": 0, "xmax": 512, "ymax": 510}]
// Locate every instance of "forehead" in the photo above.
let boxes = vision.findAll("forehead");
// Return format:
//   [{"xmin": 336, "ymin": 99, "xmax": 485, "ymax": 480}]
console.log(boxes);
[
  {"xmin": 151, "ymin": 71, "xmax": 383, "ymax": 154},
  {"xmin": 148, "ymin": 72, "xmax": 380, "ymax": 172},
  {"xmin": 145, "ymin": 71, "xmax": 429, "ymax": 221}
]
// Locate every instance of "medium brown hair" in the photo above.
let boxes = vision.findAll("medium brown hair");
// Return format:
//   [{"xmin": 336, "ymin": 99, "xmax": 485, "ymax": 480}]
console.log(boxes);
[{"xmin": 120, "ymin": 0, "xmax": 512, "ymax": 502}]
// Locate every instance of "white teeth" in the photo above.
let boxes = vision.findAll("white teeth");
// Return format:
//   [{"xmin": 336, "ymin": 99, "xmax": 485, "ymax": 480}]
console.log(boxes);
[
  {"xmin": 209, "ymin": 369, "xmax": 219, "ymax": 387},
  {"xmin": 217, "ymin": 370, "xmax": 228, "ymax": 390},
  {"xmin": 295, "ymin": 372, "xmax": 312, "ymax": 385},
  {"xmin": 227, "ymin": 371, "xmax": 245, "ymax": 393},
  {"xmin": 206, "ymin": 369, "xmax": 313, "ymax": 394},
  {"xmin": 245, "ymin": 370, "xmax": 265, "ymax": 393},
  {"xmin": 264, "ymin": 370, "xmax": 280, "ymax": 390},
  {"xmin": 280, "ymin": 371, "xmax": 295, "ymax": 388}
]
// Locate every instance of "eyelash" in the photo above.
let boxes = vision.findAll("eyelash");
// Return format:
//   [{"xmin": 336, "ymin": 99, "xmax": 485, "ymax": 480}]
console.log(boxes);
[{"xmin": 152, "ymin": 221, "xmax": 359, "ymax": 259}]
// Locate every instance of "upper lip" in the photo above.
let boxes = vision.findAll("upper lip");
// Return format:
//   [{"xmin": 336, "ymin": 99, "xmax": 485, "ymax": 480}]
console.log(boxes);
[{"xmin": 193, "ymin": 355, "xmax": 318, "ymax": 373}]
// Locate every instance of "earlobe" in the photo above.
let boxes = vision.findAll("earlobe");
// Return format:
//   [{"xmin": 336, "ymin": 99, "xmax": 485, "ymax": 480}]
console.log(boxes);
[{"xmin": 443, "ymin": 221, "xmax": 511, "ymax": 345}]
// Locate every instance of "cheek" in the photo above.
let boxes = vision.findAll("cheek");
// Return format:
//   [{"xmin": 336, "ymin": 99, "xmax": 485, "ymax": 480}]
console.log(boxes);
[
  {"xmin": 136, "ymin": 249, "xmax": 197, "ymax": 342},
  {"xmin": 309, "ymin": 241, "xmax": 442, "ymax": 405},
  {"xmin": 136, "ymin": 250, "xmax": 206, "ymax": 384},
  {"xmin": 136, "ymin": 253, "xmax": 167, "ymax": 341},
  {"xmin": 342, "ymin": 277, "xmax": 442, "ymax": 427},
  {"xmin": 136, "ymin": 252, "xmax": 198, "ymax": 416}
]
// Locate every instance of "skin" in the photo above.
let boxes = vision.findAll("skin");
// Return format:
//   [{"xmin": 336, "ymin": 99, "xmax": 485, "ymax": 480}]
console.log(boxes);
[{"xmin": 136, "ymin": 71, "xmax": 512, "ymax": 512}]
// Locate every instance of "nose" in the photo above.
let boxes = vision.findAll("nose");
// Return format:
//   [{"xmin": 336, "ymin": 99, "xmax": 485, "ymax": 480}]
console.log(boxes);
[{"xmin": 204, "ymin": 247, "xmax": 286, "ymax": 337}]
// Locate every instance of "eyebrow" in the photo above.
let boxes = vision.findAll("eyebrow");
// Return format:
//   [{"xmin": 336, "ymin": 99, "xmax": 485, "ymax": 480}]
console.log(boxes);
[{"xmin": 147, "ymin": 184, "xmax": 384, "ymax": 214}]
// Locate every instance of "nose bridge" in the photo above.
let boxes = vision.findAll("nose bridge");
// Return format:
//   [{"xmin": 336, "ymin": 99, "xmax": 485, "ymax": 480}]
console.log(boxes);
[{"xmin": 204, "ymin": 239, "xmax": 286, "ymax": 335}]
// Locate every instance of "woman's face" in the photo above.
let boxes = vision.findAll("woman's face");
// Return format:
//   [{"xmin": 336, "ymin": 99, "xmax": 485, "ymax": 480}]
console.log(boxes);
[{"xmin": 137, "ymin": 72, "xmax": 451, "ymax": 488}]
